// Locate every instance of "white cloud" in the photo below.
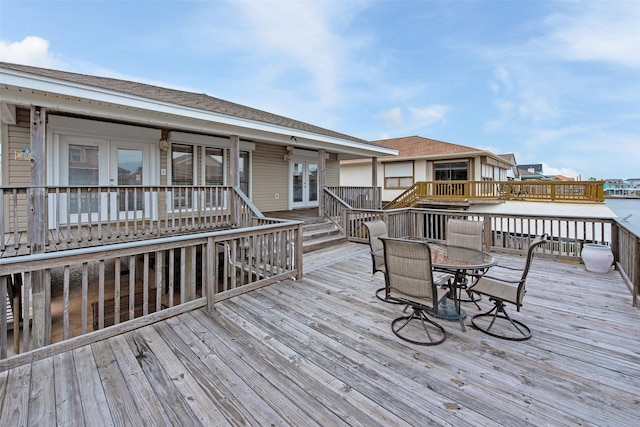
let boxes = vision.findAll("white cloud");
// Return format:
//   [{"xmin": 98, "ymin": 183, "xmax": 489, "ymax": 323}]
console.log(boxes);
[
  {"xmin": 545, "ymin": 1, "xmax": 640, "ymax": 68},
  {"xmin": 377, "ymin": 107, "xmax": 403, "ymax": 125},
  {"xmin": 375, "ymin": 104, "xmax": 449, "ymax": 136},
  {"xmin": 188, "ymin": 1, "xmax": 371, "ymax": 109},
  {"xmin": 0, "ymin": 36, "xmax": 60, "ymax": 68},
  {"xmin": 409, "ymin": 105, "xmax": 449, "ymax": 127}
]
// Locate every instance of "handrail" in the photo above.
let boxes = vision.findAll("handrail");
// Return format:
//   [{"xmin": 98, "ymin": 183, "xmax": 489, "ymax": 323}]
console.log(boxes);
[
  {"xmin": 384, "ymin": 180, "xmax": 605, "ymax": 209},
  {"xmin": 0, "ymin": 185, "xmax": 262, "ymax": 255},
  {"xmin": 322, "ymin": 187, "xmax": 352, "ymax": 231}
]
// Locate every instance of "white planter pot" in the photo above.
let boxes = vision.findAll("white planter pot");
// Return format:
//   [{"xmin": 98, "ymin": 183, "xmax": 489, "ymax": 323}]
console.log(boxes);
[{"xmin": 581, "ymin": 243, "xmax": 614, "ymax": 273}]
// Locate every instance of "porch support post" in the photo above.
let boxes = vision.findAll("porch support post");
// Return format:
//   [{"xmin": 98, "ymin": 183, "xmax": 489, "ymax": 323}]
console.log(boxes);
[
  {"xmin": 318, "ymin": 149, "xmax": 326, "ymax": 217},
  {"xmin": 371, "ymin": 157, "xmax": 380, "ymax": 208},
  {"xmin": 29, "ymin": 106, "xmax": 50, "ymax": 349},
  {"xmin": 229, "ymin": 135, "xmax": 240, "ymax": 225}
]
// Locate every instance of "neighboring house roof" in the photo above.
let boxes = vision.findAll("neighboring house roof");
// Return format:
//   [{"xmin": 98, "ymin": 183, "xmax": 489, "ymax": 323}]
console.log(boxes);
[
  {"xmin": 0, "ymin": 61, "xmax": 396, "ymax": 157},
  {"xmin": 341, "ymin": 135, "xmax": 513, "ymax": 166}
]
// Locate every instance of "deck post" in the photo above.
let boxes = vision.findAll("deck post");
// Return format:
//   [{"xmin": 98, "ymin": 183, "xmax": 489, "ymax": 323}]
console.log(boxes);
[
  {"xmin": 318, "ymin": 149, "xmax": 326, "ymax": 217},
  {"xmin": 29, "ymin": 106, "xmax": 50, "ymax": 349},
  {"xmin": 230, "ymin": 135, "xmax": 240, "ymax": 226},
  {"xmin": 371, "ymin": 157, "xmax": 379, "ymax": 208}
]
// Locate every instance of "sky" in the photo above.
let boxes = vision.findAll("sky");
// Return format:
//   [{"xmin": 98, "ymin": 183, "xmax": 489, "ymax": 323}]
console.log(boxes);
[{"xmin": 1, "ymin": 0, "xmax": 639, "ymax": 180}]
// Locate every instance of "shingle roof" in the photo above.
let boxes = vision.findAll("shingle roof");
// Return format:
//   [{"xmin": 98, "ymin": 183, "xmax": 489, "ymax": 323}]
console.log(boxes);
[
  {"xmin": 373, "ymin": 135, "xmax": 480, "ymax": 159},
  {"xmin": 1, "ymin": 61, "xmax": 374, "ymax": 146}
]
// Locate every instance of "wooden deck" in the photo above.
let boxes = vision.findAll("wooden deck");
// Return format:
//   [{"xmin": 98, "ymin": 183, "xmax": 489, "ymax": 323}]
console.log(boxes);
[{"xmin": 1, "ymin": 242, "xmax": 639, "ymax": 426}]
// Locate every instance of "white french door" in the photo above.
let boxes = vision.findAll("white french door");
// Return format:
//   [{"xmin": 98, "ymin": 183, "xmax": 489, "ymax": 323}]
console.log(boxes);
[
  {"xmin": 57, "ymin": 136, "xmax": 151, "ymax": 225},
  {"xmin": 291, "ymin": 159, "xmax": 319, "ymax": 208}
]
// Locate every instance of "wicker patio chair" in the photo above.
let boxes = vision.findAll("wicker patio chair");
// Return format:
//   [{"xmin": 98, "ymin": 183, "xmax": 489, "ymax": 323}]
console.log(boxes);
[
  {"xmin": 380, "ymin": 237, "xmax": 449, "ymax": 345},
  {"xmin": 363, "ymin": 220, "xmax": 403, "ymax": 304},
  {"xmin": 469, "ymin": 233, "xmax": 549, "ymax": 341},
  {"xmin": 447, "ymin": 218, "xmax": 486, "ymax": 305}
]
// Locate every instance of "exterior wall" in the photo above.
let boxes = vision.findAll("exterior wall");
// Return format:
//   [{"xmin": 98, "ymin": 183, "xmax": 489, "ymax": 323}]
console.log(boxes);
[
  {"xmin": 4, "ymin": 108, "xmax": 30, "ymax": 230},
  {"xmin": 339, "ymin": 162, "xmax": 372, "ymax": 186},
  {"xmin": 7, "ymin": 108, "xmax": 30, "ymax": 186},
  {"xmin": 325, "ymin": 154, "xmax": 340, "ymax": 186},
  {"xmin": 415, "ymin": 160, "xmax": 428, "ymax": 181},
  {"xmin": 252, "ymin": 143, "xmax": 289, "ymax": 212}
]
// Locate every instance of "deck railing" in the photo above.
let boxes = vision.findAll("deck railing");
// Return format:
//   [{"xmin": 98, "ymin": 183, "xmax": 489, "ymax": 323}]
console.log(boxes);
[
  {"xmin": 345, "ymin": 207, "xmax": 639, "ymax": 306},
  {"xmin": 324, "ymin": 186, "xmax": 381, "ymax": 209},
  {"xmin": 384, "ymin": 180, "xmax": 605, "ymax": 209},
  {"xmin": 0, "ymin": 185, "xmax": 260, "ymax": 255},
  {"xmin": 0, "ymin": 218, "xmax": 302, "ymax": 361}
]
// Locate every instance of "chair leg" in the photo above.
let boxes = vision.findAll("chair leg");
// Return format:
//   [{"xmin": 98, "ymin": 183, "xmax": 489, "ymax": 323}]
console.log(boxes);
[
  {"xmin": 392, "ymin": 307, "xmax": 446, "ymax": 346},
  {"xmin": 459, "ymin": 290, "xmax": 482, "ymax": 309},
  {"xmin": 471, "ymin": 299, "xmax": 532, "ymax": 341}
]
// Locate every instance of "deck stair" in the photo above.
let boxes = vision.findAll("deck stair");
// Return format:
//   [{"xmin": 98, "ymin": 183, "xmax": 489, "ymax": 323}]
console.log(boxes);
[{"xmin": 301, "ymin": 217, "xmax": 346, "ymax": 252}]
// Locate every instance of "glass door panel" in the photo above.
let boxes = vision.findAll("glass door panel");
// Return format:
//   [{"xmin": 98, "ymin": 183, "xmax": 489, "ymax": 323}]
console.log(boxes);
[
  {"xmin": 69, "ymin": 144, "xmax": 100, "ymax": 215},
  {"xmin": 307, "ymin": 163, "xmax": 318, "ymax": 202},
  {"xmin": 293, "ymin": 162, "xmax": 304, "ymax": 204},
  {"xmin": 117, "ymin": 148, "xmax": 144, "ymax": 213}
]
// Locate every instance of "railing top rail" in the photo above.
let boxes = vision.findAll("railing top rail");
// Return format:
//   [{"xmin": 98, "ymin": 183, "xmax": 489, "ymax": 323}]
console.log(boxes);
[{"xmin": 323, "ymin": 187, "xmax": 352, "ymax": 209}]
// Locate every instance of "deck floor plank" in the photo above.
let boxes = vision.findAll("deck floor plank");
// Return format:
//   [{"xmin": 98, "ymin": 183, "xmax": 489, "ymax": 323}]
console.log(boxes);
[
  {"xmin": 2, "ymin": 242, "xmax": 640, "ymax": 426},
  {"xmin": 27, "ymin": 357, "xmax": 56, "ymax": 426},
  {"xmin": 107, "ymin": 335, "xmax": 174, "ymax": 426},
  {"xmin": 53, "ymin": 351, "xmax": 84, "ymax": 426},
  {"xmin": 89, "ymin": 340, "xmax": 143, "ymax": 426}
]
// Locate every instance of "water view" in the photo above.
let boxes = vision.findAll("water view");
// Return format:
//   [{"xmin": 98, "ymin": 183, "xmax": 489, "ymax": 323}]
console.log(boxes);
[{"xmin": 605, "ymin": 198, "xmax": 640, "ymax": 235}]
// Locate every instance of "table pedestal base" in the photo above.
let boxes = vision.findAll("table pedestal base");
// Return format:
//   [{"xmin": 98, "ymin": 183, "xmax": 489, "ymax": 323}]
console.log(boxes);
[{"xmin": 434, "ymin": 298, "xmax": 467, "ymax": 321}]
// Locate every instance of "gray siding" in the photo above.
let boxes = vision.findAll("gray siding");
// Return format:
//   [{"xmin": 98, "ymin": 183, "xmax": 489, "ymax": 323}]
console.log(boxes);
[{"xmin": 252, "ymin": 143, "xmax": 289, "ymax": 212}]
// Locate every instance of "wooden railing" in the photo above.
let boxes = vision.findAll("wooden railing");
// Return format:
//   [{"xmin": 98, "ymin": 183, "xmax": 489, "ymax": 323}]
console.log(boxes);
[
  {"xmin": 384, "ymin": 180, "xmax": 605, "ymax": 209},
  {"xmin": 324, "ymin": 186, "xmax": 381, "ymax": 209},
  {"xmin": 612, "ymin": 219, "xmax": 640, "ymax": 306},
  {"xmin": 0, "ymin": 219, "xmax": 302, "ymax": 362},
  {"xmin": 0, "ymin": 185, "xmax": 260, "ymax": 254},
  {"xmin": 345, "ymin": 207, "xmax": 639, "ymax": 306},
  {"xmin": 322, "ymin": 186, "xmax": 381, "ymax": 232}
]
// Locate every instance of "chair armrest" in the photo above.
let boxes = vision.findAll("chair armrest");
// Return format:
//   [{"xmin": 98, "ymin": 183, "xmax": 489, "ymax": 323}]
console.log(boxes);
[{"xmin": 470, "ymin": 274, "xmax": 521, "ymax": 285}]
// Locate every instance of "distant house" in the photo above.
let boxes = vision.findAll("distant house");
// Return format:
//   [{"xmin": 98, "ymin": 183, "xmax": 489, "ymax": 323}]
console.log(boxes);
[
  {"xmin": 517, "ymin": 163, "xmax": 546, "ymax": 180},
  {"xmin": 498, "ymin": 153, "xmax": 519, "ymax": 180},
  {"xmin": 340, "ymin": 135, "xmax": 514, "ymax": 203}
]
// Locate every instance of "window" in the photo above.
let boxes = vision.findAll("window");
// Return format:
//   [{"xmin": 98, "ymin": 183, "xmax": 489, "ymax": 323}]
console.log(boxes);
[
  {"xmin": 434, "ymin": 161, "xmax": 468, "ymax": 181},
  {"xmin": 205, "ymin": 147, "xmax": 224, "ymax": 206},
  {"xmin": 205, "ymin": 147, "xmax": 224, "ymax": 185},
  {"xmin": 384, "ymin": 161, "xmax": 414, "ymax": 189},
  {"xmin": 172, "ymin": 144, "xmax": 193, "ymax": 208}
]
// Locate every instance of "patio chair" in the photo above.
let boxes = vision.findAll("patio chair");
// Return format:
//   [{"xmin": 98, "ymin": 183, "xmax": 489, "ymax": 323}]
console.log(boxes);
[
  {"xmin": 447, "ymin": 218, "xmax": 485, "ymax": 305},
  {"xmin": 469, "ymin": 233, "xmax": 549, "ymax": 341},
  {"xmin": 363, "ymin": 220, "xmax": 403, "ymax": 304},
  {"xmin": 380, "ymin": 237, "xmax": 449, "ymax": 345}
]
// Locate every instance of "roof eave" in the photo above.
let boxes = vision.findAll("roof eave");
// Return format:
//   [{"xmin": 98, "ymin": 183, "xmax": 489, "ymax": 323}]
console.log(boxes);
[{"xmin": 1, "ymin": 67, "xmax": 395, "ymax": 157}]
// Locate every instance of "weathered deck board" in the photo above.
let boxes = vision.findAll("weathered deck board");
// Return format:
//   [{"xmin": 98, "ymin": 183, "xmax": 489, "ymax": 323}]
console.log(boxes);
[{"xmin": 1, "ymin": 242, "xmax": 640, "ymax": 426}]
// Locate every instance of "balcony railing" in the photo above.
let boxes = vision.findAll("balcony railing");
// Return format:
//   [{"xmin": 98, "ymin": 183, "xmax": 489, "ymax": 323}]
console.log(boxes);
[
  {"xmin": 0, "ymin": 218, "xmax": 303, "ymax": 360},
  {"xmin": 384, "ymin": 180, "xmax": 605, "ymax": 209},
  {"xmin": 0, "ymin": 185, "xmax": 260, "ymax": 256}
]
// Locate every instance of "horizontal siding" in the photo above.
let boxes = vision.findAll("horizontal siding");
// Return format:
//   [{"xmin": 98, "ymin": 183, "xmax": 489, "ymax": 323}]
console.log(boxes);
[
  {"xmin": 6, "ymin": 108, "xmax": 31, "ymax": 232},
  {"xmin": 326, "ymin": 156, "xmax": 339, "ymax": 186},
  {"xmin": 252, "ymin": 143, "xmax": 289, "ymax": 212}
]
